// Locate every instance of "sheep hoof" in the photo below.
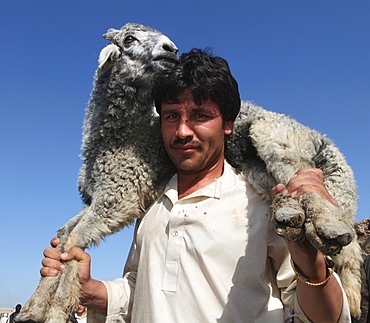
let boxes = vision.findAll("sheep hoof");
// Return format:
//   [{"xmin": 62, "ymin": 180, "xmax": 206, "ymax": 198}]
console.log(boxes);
[
  {"xmin": 320, "ymin": 222, "xmax": 352, "ymax": 246},
  {"xmin": 274, "ymin": 207, "xmax": 305, "ymax": 227},
  {"xmin": 307, "ymin": 221, "xmax": 353, "ymax": 256},
  {"xmin": 275, "ymin": 226, "xmax": 304, "ymax": 241},
  {"xmin": 274, "ymin": 207, "xmax": 305, "ymax": 241}
]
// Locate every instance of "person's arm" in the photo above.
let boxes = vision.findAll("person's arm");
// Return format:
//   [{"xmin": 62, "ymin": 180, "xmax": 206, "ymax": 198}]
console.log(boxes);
[
  {"xmin": 286, "ymin": 239, "xmax": 343, "ymax": 322},
  {"xmin": 272, "ymin": 168, "xmax": 344, "ymax": 322},
  {"xmin": 41, "ymin": 238, "xmax": 108, "ymax": 313}
]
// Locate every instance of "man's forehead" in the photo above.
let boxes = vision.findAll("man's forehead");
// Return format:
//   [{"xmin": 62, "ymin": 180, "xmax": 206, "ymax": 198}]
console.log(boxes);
[
  {"xmin": 176, "ymin": 88, "xmax": 195, "ymax": 102},
  {"xmin": 172, "ymin": 88, "xmax": 213, "ymax": 104},
  {"xmin": 161, "ymin": 97, "xmax": 221, "ymax": 115},
  {"xmin": 162, "ymin": 98, "xmax": 213, "ymax": 108}
]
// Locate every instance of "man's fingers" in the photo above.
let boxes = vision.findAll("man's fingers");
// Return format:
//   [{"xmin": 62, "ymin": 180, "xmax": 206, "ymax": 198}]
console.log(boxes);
[
  {"xmin": 40, "ymin": 266, "xmax": 60, "ymax": 277},
  {"xmin": 294, "ymin": 168, "xmax": 323, "ymax": 180},
  {"xmin": 40, "ymin": 248, "xmax": 64, "ymax": 277},
  {"xmin": 287, "ymin": 170, "xmax": 322, "ymax": 192},
  {"xmin": 61, "ymin": 247, "xmax": 92, "ymax": 284},
  {"xmin": 61, "ymin": 247, "xmax": 91, "ymax": 264},
  {"xmin": 271, "ymin": 169, "xmax": 322, "ymax": 198},
  {"xmin": 273, "ymin": 168, "xmax": 338, "ymax": 207},
  {"xmin": 50, "ymin": 237, "xmax": 60, "ymax": 248},
  {"xmin": 40, "ymin": 245, "xmax": 91, "ymax": 283},
  {"xmin": 41, "ymin": 255, "xmax": 63, "ymax": 268},
  {"xmin": 271, "ymin": 183, "xmax": 286, "ymax": 197},
  {"xmin": 43, "ymin": 246, "xmax": 62, "ymax": 260}
]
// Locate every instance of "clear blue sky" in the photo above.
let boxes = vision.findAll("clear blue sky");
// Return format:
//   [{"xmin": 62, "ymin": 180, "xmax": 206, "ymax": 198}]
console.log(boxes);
[{"xmin": 1, "ymin": 0, "xmax": 369, "ymax": 309}]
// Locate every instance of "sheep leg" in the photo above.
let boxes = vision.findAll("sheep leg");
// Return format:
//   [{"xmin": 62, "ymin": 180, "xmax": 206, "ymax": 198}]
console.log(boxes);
[
  {"xmin": 301, "ymin": 192, "xmax": 353, "ymax": 256},
  {"xmin": 17, "ymin": 214, "xmax": 97, "ymax": 322},
  {"xmin": 16, "ymin": 210, "xmax": 87, "ymax": 323},
  {"xmin": 43, "ymin": 232, "xmax": 82, "ymax": 323},
  {"xmin": 39, "ymin": 198, "xmax": 139, "ymax": 322},
  {"xmin": 273, "ymin": 192, "xmax": 353, "ymax": 255},
  {"xmin": 304, "ymin": 188, "xmax": 362, "ymax": 317},
  {"xmin": 15, "ymin": 275, "xmax": 62, "ymax": 322},
  {"xmin": 273, "ymin": 193, "xmax": 306, "ymax": 241},
  {"xmin": 42, "ymin": 261, "xmax": 80, "ymax": 323},
  {"xmin": 37, "ymin": 210, "xmax": 97, "ymax": 322},
  {"xmin": 44, "ymin": 258, "xmax": 108, "ymax": 323},
  {"xmin": 57, "ymin": 207, "xmax": 88, "ymax": 244}
]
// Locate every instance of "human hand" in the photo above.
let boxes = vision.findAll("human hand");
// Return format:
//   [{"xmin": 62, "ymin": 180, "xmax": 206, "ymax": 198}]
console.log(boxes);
[
  {"xmin": 271, "ymin": 168, "xmax": 338, "ymax": 207},
  {"xmin": 40, "ymin": 237, "xmax": 63, "ymax": 277},
  {"xmin": 40, "ymin": 237, "xmax": 92, "ymax": 286},
  {"xmin": 40, "ymin": 238, "xmax": 107, "ymax": 309}
]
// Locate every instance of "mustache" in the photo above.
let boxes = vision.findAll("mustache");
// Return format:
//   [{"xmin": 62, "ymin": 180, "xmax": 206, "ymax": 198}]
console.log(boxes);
[{"xmin": 171, "ymin": 137, "xmax": 201, "ymax": 147}]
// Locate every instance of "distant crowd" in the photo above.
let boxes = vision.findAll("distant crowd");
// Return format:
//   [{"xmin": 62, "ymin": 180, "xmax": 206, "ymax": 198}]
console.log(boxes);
[{"xmin": 0, "ymin": 304, "xmax": 21, "ymax": 323}]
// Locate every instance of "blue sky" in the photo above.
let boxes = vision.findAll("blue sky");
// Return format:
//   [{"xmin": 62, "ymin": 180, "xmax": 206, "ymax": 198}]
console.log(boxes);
[{"xmin": 1, "ymin": 0, "xmax": 369, "ymax": 309}]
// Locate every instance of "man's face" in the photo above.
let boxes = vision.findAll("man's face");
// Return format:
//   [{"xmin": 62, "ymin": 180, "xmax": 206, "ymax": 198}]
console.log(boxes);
[
  {"xmin": 76, "ymin": 304, "xmax": 86, "ymax": 315},
  {"xmin": 160, "ymin": 89, "xmax": 233, "ymax": 174}
]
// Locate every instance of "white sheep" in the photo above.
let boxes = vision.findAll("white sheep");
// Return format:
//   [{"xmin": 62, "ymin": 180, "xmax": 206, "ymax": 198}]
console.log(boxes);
[{"xmin": 18, "ymin": 23, "xmax": 362, "ymax": 322}]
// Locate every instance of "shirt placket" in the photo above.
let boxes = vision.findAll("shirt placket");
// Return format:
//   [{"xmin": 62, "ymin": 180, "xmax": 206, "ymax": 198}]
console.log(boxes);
[{"xmin": 162, "ymin": 202, "xmax": 186, "ymax": 292}]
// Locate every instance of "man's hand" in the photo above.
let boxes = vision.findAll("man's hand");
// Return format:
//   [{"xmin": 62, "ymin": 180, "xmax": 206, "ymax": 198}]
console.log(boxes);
[
  {"xmin": 271, "ymin": 168, "xmax": 338, "ymax": 207},
  {"xmin": 40, "ymin": 238, "xmax": 64, "ymax": 277},
  {"xmin": 40, "ymin": 238, "xmax": 107, "ymax": 309},
  {"xmin": 270, "ymin": 168, "xmax": 344, "ymax": 248},
  {"xmin": 41, "ymin": 237, "xmax": 92, "ymax": 286}
]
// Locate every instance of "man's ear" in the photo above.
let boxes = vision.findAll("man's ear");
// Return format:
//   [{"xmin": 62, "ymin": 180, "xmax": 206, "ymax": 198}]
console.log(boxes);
[{"xmin": 223, "ymin": 121, "xmax": 234, "ymax": 135}]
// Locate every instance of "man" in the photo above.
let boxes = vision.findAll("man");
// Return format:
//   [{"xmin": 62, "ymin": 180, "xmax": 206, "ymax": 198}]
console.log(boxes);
[
  {"xmin": 70, "ymin": 304, "xmax": 87, "ymax": 323},
  {"xmin": 8, "ymin": 304, "xmax": 21, "ymax": 323},
  {"xmin": 41, "ymin": 49, "xmax": 350, "ymax": 322}
]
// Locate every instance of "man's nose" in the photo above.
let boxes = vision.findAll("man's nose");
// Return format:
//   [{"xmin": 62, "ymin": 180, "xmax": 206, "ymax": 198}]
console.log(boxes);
[{"xmin": 176, "ymin": 119, "xmax": 193, "ymax": 139}]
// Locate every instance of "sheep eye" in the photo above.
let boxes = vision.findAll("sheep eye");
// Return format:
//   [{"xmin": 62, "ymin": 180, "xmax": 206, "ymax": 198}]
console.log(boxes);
[{"xmin": 124, "ymin": 35, "xmax": 137, "ymax": 45}]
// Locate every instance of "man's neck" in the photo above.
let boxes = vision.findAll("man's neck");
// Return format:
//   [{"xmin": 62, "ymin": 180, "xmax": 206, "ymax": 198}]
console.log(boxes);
[
  {"xmin": 177, "ymin": 159, "xmax": 225, "ymax": 199},
  {"xmin": 76, "ymin": 312, "xmax": 86, "ymax": 319}
]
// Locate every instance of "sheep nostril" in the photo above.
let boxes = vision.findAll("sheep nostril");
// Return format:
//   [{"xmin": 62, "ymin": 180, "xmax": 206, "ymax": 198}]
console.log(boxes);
[{"xmin": 163, "ymin": 44, "xmax": 176, "ymax": 53}]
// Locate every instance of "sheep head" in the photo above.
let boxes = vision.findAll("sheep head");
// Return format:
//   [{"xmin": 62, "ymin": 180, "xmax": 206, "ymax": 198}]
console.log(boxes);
[{"xmin": 99, "ymin": 23, "xmax": 179, "ymax": 83}]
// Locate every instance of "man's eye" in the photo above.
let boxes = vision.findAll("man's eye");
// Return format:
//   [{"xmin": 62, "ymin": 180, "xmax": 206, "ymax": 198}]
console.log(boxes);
[
  {"xmin": 163, "ymin": 114, "xmax": 178, "ymax": 120},
  {"xmin": 194, "ymin": 113, "xmax": 207, "ymax": 118},
  {"xmin": 124, "ymin": 35, "xmax": 137, "ymax": 45}
]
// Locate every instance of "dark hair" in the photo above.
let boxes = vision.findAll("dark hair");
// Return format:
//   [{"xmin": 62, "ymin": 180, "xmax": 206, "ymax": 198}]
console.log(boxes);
[{"xmin": 153, "ymin": 48, "xmax": 241, "ymax": 122}]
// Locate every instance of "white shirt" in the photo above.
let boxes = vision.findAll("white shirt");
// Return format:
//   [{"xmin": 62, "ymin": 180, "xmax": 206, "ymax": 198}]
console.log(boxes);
[
  {"xmin": 103, "ymin": 161, "xmax": 350, "ymax": 322},
  {"xmin": 73, "ymin": 313, "xmax": 87, "ymax": 323}
]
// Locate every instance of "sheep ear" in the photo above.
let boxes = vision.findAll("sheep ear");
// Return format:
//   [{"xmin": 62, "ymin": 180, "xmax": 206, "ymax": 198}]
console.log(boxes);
[
  {"xmin": 103, "ymin": 28, "xmax": 120, "ymax": 42},
  {"xmin": 97, "ymin": 44, "xmax": 121, "ymax": 75}
]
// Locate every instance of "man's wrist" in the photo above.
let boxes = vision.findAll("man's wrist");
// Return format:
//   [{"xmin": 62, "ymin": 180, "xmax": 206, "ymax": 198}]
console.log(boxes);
[
  {"xmin": 286, "ymin": 240, "xmax": 329, "ymax": 282},
  {"xmin": 291, "ymin": 256, "xmax": 335, "ymax": 286},
  {"xmin": 80, "ymin": 279, "xmax": 108, "ymax": 311}
]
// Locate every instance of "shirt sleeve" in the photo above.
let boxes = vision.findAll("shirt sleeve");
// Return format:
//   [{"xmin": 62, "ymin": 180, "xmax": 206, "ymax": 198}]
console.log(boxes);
[
  {"xmin": 102, "ymin": 272, "xmax": 136, "ymax": 322},
  {"xmin": 281, "ymin": 273, "xmax": 351, "ymax": 323},
  {"xmin": 102, "ymin": 221, "xmax": 140, "ymax": 322}
]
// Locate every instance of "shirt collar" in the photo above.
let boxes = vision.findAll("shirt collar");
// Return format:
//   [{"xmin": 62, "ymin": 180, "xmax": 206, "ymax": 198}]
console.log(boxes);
[{"xmin": 164, "ymin": 161, "xmax": 234, "ymax": 205}]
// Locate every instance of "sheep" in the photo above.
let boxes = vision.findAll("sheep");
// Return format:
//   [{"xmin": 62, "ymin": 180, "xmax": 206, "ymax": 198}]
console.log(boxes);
[
  {"xmin": 226, "ymin": 102, "xmax": 362, "ymax": 318},
  {"xmin": 17, "ymin": 22, "xmax": 178, "ymax": 323},
  {"xmin": 18, "ymin": 23, "xmax": 361, "ymax": 322}
]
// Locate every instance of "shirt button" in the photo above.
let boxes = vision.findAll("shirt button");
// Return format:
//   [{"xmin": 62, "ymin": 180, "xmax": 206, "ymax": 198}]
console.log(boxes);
[{"xmin": 173, "ymin": 231, "xmax": 178, "ymax": 237}]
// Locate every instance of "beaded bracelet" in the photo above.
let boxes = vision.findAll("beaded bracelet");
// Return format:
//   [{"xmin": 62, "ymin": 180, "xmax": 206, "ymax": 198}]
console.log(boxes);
[{"xmin": 290, "ymin": 256, "xmax": 335, "ymax": 287}]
